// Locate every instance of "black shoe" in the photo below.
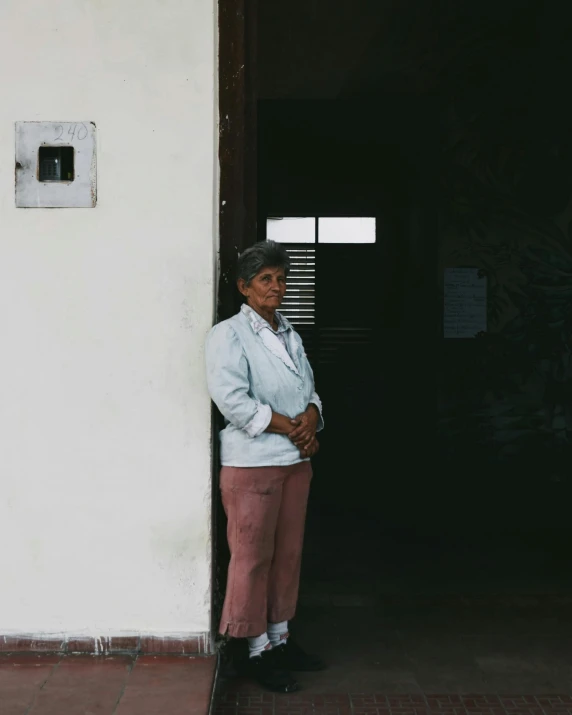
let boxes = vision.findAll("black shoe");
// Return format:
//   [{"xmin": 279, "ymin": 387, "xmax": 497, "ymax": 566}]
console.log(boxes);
[
  {"xmin": 247, "ymin": 649, "xmax": 300, "ymax": 693},
  {"xmin": 271, "ymin": 639, "xmax": 326, "ymax": 672}
]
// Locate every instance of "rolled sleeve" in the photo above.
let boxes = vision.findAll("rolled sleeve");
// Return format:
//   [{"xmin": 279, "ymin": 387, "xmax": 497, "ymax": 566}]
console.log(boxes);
[
  {"xmin": 309, "ymin": 392, "xmax": 324, "ymax": 432},
  {"xmin": 206, "ymin": 324, "xmax": 270, "ymax": 435},
  {"xmin": 244, "ymin": 402, "xmax": 272, "ymax": 438}
]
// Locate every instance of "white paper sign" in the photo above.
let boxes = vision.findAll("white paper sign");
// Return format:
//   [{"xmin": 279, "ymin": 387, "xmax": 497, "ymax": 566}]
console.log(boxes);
[{"xmin": 444, "ymin": 267, "xmax": 487, "ymax": 338}]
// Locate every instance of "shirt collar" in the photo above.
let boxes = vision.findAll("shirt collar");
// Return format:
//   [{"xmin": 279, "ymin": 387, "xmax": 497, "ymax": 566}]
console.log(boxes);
[{"xmin": 241, "ymin": 303, "xmax": 291, "ymax": 335}]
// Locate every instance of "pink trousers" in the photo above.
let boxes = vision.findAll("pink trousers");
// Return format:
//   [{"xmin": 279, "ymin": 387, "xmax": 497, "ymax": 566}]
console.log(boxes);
[{"xmin": 219, "ymin": 462, "xmax": 312, "ymax": 638}]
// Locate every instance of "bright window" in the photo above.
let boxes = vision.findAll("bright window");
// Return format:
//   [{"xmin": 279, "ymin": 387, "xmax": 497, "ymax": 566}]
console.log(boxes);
[
  {"xmin": 318, "ymin": 217, "xmax": 375, "ymax": 244},
  {"xmin": 266, "ymin": 217, "xmax": 315, "ymax": 244},
  {"xmin": 267, "ymin": 217, "xmax": 375, "ymax": 244}
]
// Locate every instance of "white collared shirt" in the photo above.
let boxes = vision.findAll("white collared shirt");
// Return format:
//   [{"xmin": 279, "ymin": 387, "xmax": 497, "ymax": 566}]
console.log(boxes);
[
  {"xmin": 205, "ymin": 306, "xmax": 324, "ymax": 467},
  {"xmin": 241, "ymin": 304, "xmax": 299, "ymax": 373}
]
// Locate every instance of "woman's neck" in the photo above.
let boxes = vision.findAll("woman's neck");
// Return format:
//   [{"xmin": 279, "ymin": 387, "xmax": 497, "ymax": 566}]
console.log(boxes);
[{"xmin": 248, "ymin": 304, "xmax": 277, "ymax": 329}]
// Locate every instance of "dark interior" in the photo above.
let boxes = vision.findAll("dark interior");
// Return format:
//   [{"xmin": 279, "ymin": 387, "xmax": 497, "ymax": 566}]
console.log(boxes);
[
  {"xmin": 258, "ymin": 98, "xmax": 437, "ymax": 520},
  {"xmin": 216, "ymin": 0, "xmax": 572, "ymax": 693}
]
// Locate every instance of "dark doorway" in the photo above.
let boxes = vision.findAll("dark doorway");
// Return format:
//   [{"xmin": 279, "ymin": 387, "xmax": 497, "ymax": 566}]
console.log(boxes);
[
  {"xmin": 216, "ymin": 0, "xmax": 572, "ymax": 700},
  {"xmin": 257, "ymin": 99, "xmax": 437, "ymax": 519}
]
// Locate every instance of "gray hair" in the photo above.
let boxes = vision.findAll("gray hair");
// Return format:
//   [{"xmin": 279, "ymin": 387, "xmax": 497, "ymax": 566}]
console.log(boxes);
[{"xmin": 237, "ymin": 241, "xmax": 290, "ymax": 285}]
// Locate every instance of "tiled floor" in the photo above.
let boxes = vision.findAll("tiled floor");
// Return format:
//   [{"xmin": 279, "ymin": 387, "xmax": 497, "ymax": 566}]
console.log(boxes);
[
  {"xmin": 213, "ymin": 507, "xmax": 572, "ymax": 715},
  {"xmin": 214, "ymin": 596, "xmax": 572, "ymax": 710},
  {"xmin": 1, "ymin": 653, "xmax": 216, "ymax": 715},
  {"xmin": 216, "ymin": 690, "xmax": 572, "ymax": 715},
  {"xmin": 214, "ymin": 591, "xmax": 572, "ymax": 714}
]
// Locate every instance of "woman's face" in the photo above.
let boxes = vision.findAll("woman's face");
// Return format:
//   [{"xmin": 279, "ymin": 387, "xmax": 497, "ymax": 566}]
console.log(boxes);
[{"xmin": 239, "ymin": 265, "xmax": 287, "ymax": 315}]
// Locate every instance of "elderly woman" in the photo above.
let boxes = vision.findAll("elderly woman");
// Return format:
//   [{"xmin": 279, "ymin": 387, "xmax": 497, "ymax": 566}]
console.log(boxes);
[{"xmin": 205, "ymin": 241, "xmax": 324, "ymax": 693}]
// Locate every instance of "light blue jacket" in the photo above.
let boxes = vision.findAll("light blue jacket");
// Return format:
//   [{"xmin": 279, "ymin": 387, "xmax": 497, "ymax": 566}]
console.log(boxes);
[{"xmin": 205, "ymin": 306, "xmax": 323, "ymax": 467}]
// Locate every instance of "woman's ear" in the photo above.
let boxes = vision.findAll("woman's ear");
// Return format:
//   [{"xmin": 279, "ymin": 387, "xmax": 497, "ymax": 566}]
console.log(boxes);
[{"xmin": 237, "ymin": 278, "xmax": 248, "ymax": 298}]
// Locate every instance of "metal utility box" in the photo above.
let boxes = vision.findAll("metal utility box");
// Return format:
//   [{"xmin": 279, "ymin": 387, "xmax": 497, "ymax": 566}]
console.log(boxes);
[{"xmin": 15, "ymin": 122, "xmax": 97, "ymax": 208}]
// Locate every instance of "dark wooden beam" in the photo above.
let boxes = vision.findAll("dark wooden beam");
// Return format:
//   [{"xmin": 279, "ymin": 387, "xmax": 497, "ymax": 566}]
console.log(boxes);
[
  {"xmin": 244, "ymin": 0, "xmax": 258, "ymax": 250},
  {"xmin": 218, "ymin": 0, "xmax": 257, "ymax": 321},
  {"xmin": 214, "ymin": 0, "xmax": 258, "ymax": 643},
  {"xmin": 218, "ymin": 0, "xmax": 245, "ymax": 320}
]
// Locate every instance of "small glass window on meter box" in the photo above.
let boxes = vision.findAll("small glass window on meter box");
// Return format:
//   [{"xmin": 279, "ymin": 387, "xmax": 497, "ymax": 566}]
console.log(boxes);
[{"xmin": 39, "ymin": 146, "xmax": 74, "ymax": 182}]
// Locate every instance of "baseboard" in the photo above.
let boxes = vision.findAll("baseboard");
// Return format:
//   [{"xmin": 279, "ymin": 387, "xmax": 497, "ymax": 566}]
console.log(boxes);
[{"xmin": 0, "ymin": 632, "xmax": 214, "ymax": 655}]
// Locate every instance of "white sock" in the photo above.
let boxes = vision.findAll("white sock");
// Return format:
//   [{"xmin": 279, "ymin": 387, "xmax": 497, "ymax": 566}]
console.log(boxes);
[
  {"xmin": 247, "ymin": 633, "xmax": 272, "ymax": 658},
  {"xmin": 267, "ymin": 621, "xmax": 289, "ymax": 647}
]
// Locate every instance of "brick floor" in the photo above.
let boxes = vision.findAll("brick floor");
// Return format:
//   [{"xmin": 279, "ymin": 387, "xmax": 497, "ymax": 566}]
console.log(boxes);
[
  {"xmin": 214, "ymin": 690, "xmax": 572, "ymax": 715},
  {"xmin": 211, "ymin": 505, "xmax": 572, "ymax": 715},
  {"xmin": 0, "ymin": 653, "xmax": 216, "ymax": 715},
  {"xmin": 212, "ymin": 587, "xmax": 572, "ymax": 715}
]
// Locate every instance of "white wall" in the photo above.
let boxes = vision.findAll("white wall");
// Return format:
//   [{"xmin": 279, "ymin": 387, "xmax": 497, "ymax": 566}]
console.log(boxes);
[{"xmin": 0, "ymin": 0, "xmax": 217, "ymax": 640}]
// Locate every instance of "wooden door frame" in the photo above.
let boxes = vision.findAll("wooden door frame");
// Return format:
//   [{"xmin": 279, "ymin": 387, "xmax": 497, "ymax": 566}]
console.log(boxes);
[
  {"xmin": 213, "ymin": 0, "xmax": 258, "ymax": 642},
  {"xmin": 218, "ymin": 0, "xmax": 258, "ymax": 319}
]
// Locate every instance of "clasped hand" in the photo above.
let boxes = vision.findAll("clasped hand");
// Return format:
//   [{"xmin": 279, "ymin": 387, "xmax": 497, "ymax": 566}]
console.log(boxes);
[{"xmin": 288, "ymin": 406, "xmax": 319, "ymax": 459}]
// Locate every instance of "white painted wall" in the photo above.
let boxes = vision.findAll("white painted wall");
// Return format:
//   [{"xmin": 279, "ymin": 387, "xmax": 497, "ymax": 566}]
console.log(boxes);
[{"xmin": 0, "ymin": 0, "xmax": 217, "ymax": 640}]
